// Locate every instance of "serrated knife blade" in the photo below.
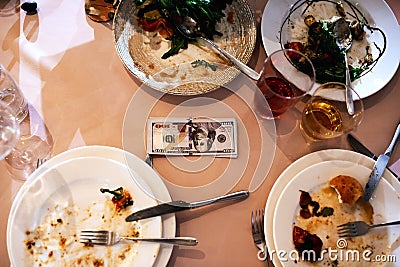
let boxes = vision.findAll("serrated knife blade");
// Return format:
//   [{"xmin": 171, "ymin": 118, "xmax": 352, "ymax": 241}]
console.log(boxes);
[
  {"xmin": 363, "ymin": 154, "xmax": 390, "ymax": 201},
  {"xmin": 347, "ymin": 134, "xmax": 398, "ymax": 178},
  {"xmin": 363, "ymin": 123, "xmax": 400, "ymax": 202}
]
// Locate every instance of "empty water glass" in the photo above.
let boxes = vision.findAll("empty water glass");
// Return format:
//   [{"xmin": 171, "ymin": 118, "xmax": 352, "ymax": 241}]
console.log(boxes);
[
  {"xmin": 0, "ymin": 65, "xmax": 29, "ymax": 122},
  {"xmin": 0, "ymin": 100, "xmax": 19, "ymax": 160},
  {"xmin": 0, "ymin": 64, "xmax": 53, "ymax": 180},
  {"xmin": 5, "ymin": 105, "xmax": 53, "ymax": 180}
]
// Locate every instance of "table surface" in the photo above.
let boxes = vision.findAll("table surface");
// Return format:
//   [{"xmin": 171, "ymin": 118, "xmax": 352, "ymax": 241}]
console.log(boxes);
[{"xmin": 1, "ymin": 0, "xmax": 399, "ymax": 266}]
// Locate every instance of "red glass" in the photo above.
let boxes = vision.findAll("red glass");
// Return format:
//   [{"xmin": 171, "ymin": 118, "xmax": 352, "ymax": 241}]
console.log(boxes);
[{"xmin": 256, "ymin": 49, "xmax": 315, "ymax": 118}]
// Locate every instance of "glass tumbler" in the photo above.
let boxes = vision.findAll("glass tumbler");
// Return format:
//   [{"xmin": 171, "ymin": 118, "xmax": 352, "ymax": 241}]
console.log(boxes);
[
  {"xmin": 300, "ymin": 82, "xmax": 364, "ymax": 142},
  {"xmin": 0, "ymin": 64, "xmax": 53, "ymax": 180},
  {"xmin": 0, "ymin": 64, "xmax": 29, "ymax": 122},
  {"xmin": 256, "ymin": 49, "xmax": 316, "ymax": 118},
  {"xmin": 5, "ymin": 106, "xmax": 54, "ymax": 180},
  {"xmin": 0, "ymin": 100, "xmax": 19, "ymax": 160}
]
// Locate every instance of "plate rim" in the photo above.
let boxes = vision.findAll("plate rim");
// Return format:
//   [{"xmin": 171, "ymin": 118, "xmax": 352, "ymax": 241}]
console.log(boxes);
[
  {"xmin": 6, "ymin": 145, "xmax": 175, "ymax": 267},
  {"xmin": 7, "ymin": 155, "xmax": 162, "ymax": 267},
  {"xmin": 264, "ymin": 148, "xmax": 400, "ymax": 267},
  {"xmin": 272, "ymin": 159, "xmax": 400, "ymax": 266},
  {"xmin": 260, "ymin": 0, "xmax": 400, "ymax": 98},
  {"xmin": 112, "ymin": 0, "xmax": 257, "ymax": 95}
]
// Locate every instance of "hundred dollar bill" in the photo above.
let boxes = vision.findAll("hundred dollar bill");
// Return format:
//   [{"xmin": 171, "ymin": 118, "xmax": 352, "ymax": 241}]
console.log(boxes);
[{"xmin": 147, "ymin": 117, "xmax": 238, "ymax": 157}]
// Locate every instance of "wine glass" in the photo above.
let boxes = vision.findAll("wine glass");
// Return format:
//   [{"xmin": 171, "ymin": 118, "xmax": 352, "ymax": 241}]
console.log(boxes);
[{"xmin": 0, "ymin": 100, "xmax": 19, "ymax": 160}]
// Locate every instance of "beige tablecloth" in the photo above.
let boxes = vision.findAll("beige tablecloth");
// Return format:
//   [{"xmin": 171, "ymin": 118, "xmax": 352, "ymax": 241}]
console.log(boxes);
[{"xmin": 0, "ymin": 0, "xmax": 399, "ymax": 266}]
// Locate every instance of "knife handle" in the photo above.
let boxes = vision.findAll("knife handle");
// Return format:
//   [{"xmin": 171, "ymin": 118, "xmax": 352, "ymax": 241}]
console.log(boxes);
[
  {"xmin": 121, "ymin": 237, "xmax": 198, "ymax": 246},
  {"xmin": 191, "ymin": 190, "xmax": 249, "ymax": 208},
  {"xmin": 385, "ymin": 123, "xmax": 400, "ymax": 156}
]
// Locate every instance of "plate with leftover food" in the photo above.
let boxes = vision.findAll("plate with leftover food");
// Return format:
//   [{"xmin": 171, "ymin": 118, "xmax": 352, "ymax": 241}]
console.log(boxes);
[
  {"xmin": 11, "ymin": 145, "xmax": 176, "ymax": 267},
  {"xmin": 264, "ymin": 149, "xmax": 400, "ymax": 267},
  {"xmin": 113, "ymin": 0, "xmax": 256, "ymax": 95},
  {"xmin": 7, "ymin": 156, "xmax": 162, "ymax": 267},
  {"xmin": 273, "ymin": 160, "xmax": 400, "ymax": 267},
  {"xmin": 261, "ymin": 0, "xmax": 399, "ymax": 98}
]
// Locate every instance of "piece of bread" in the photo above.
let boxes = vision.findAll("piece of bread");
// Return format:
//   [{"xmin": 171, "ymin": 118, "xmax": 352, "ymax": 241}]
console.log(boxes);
[{"xmin": 329, "ymin": 175, "xmax": 363, "ymax": 205}]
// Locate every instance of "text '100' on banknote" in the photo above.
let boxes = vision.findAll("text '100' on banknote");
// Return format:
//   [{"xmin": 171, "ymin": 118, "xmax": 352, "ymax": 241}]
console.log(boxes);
[{"xmin": 147, "ymin": 117, "xmax": 238, "ymax": 158}]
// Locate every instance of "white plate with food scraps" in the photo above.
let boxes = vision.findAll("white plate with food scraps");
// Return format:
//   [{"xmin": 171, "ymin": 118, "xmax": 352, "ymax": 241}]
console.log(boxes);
[
  {"xmin": 8, "ymin": 145, "xmax": 176, "ymax": 267},
  {"xmin": 7, "ymin": 156, "xmax": 162, "ymax": 267},
  {"xmin": 113, "ymin": 0, "xmax": 256, "ymax": 95},
  {"xmin": 261, "ymin": 0, "xmax": 400, "ymax": 98},
  {"xmin": 273, "ymin": 160, "xmax": 400, "ymax": 267},
  {"xmin": 264, "ymin": 149, "xmax": 400, "ymax": 267}
]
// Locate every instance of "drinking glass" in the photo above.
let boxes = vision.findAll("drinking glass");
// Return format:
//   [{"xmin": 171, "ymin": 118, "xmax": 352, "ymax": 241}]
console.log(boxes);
[
  {"xmin": 0, "ymin": 64, "xmax": 53, "ymax": 180},
  {"xmin": 300, "ymin": 82, "xmax": 364, "ymax": 142},
  {"xmin": 5, "ymin": 106, "xmax": 53, "ymax": 180},
  {"xmin": 256, "ymin": 49, "xmax": 316, "ymax": 118},
  {"xmin": 0, "ymin": 100, "xmax": 19, "ymax": 160},
  {"xmin": 0, "ymin": 64, "xmax": 29, "ymax": 122}
]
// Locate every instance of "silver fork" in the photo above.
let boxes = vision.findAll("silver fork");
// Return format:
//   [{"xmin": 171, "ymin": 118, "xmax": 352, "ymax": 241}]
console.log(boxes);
[
  {"xmin": 79, "ymin": 230, "xmax": 198, "ymax": 246},
  {"xmin": 251, "ymin": 209, "xmax": 271, "ymax": 266},
  {"xmin": 337, "ymin": 220, "xmax": 400, "ymax": 238}
]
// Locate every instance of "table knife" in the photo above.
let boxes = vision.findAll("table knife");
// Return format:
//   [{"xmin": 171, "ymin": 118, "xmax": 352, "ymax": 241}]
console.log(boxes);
[
  {"xmin": 347, "ymin": 134, "xmax": 398, "ymax": 178},
  {"xmin": 126, "ymin": 190, "xmax": 249, "ymax": 222},
  {"xmin": 363, "ymin": 123, "xmax": 400, "ymax": 202}
]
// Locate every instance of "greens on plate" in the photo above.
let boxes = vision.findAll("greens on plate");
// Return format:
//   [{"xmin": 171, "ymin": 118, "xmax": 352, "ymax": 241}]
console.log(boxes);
[
  {"xmin": 133, "ymin": 0, "xmax": 233, "ymax": 59},
  {"xmin": 280, "ymin": 0, "xmax": 386, "ymax": 84}
]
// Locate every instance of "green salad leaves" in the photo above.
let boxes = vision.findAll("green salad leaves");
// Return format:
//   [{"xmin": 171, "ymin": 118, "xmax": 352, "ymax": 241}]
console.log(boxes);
[
  {"xmin": 285, "ymin": 20, "xmax": 371, "ymax": 84},
  {"xmin": 280, "ymin": 0, "xmax": 386, "ymax": 85},
  {"xmin": 134, "ymin": 0, "xmax": 233, "ymax": 59}
]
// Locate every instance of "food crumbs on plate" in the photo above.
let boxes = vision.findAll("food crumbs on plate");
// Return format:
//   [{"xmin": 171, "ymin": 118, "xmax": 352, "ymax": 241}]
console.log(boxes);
[
  {"xmin": 292, "ymin": 175, "xmax": 389, "ymax": 266},
  {"xmin": 23, "ymin": 187, "xmax": 142, "ymax": 266},
  {"xmin": 227, "ymin": 11, "xmax": 235, "ymax": 24}
]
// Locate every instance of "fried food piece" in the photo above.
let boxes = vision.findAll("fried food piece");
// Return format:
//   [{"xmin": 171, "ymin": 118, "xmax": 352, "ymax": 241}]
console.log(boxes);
[{"xmin": 329, "ymin": 175, "xmax": 363, "ymax": 205}]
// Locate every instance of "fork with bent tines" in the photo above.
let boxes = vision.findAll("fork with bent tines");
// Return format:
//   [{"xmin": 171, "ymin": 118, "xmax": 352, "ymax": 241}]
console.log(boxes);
[
  {"xmin": 337, "ymin": 220, "xmax": 400, "ymax": 238},
  {"xmin": 251, "ymin": 209, "xmax": 271, "ymax": 266},
  {"xmin": 79, "ymin": 230, "xmax": 198, "ymax": 246}
]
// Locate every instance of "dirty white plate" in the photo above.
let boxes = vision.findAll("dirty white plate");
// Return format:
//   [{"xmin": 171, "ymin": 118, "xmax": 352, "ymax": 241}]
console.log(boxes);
[
  {"xmin": 261, "ymin": 0, "xmax": 400, "ymax": 98},
  {"xmin": 7, "ymin": 155, "xmax": 162, "ymax": 266}
]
